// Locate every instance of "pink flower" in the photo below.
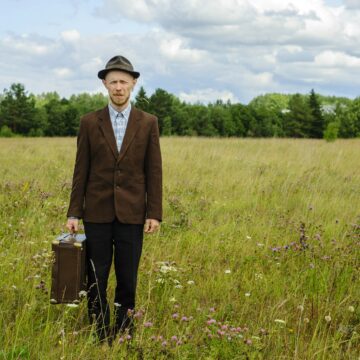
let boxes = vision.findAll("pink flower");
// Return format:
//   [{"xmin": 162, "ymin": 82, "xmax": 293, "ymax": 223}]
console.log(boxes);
[
  {"xmin": 207, "ymin": 319, "xmax": 216, "ymax": 325},
  {"xmin": 209, "ymin": 307, "xmax": 215, "ymax": 312},
  {"xmin": 143, "ymin": 321, "xmax": 153, "ymax": 328},
  {"xmin": 172, "ymin": 313, "xmax": 179, "ymax": 319},
  {"xmin": 118, "ymin": 337, "xmax": 125, "ymax": 344},
  {"xmin": 161, "ymin": 341, "xmax": 167, "ymax": 347},
  {"xmin": 181, "ymin": 316, "xmax": 189, "ymax": 322},
  {"xmin": 171, "ymin": 335, "xmax": 178, "ymax": 342}
]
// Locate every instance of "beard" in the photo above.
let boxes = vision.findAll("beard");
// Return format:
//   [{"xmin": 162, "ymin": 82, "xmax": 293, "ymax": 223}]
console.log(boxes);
[{"xmin": 110, "ymin": 93, "xmax": 130, "ymax": 108}]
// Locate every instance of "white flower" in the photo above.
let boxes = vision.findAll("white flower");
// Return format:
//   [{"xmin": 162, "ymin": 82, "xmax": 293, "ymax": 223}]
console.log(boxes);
[
  {"xmin": 348, "ymin": 306, "xmax": 355, "ymax": 313},
  {"xmin": 156, "ymin": 278, "xmax": 165, "ymax": 284},
  {"xmin": 225, "ymin": 269, "xmax": 231, "ymax": 274},
  {"xmin": 274, "ymin": 319, "xmax": 286, "ymax": 325},
  {"xmin": 245, "ymin": 292, "xmax": 251, "ymax": 297},
  {"xmin": 297, "ymin": 305, "xmax": 304, "ymax": 312},
  {"xmin": 174, "ymin": 285, "xmax": 183, "ymax": 289},
  {"xmin": 78, "ymin": 290, "xmax": 87, "ymax": 298},
  {"xmin": 257, "ymin": 243, "xmax": 264, "ymax": 247},
  {"xmin": 325, "ymin": 315, "xmax": 331, "ymax": 323},
  {"xmin": 169, "ymin": 297, "xmax": 177, "ymax": 302},
  {"xmin": 246, "ymin": 236, "xmax": 252, "ymax": 240},
  {"xmin": 187, "ymin": 280, "xmax": 195, "ymax": 285}
]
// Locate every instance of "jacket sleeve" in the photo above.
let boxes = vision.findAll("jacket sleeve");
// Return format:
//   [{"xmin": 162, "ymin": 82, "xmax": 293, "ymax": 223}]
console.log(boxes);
[
  {"xmin": 144, "ymin": 118, "xmax": 163, "ymax": 221},
  {"xmin": 66, "ymin": 118, "xmax": 90, "ymax": 219}
]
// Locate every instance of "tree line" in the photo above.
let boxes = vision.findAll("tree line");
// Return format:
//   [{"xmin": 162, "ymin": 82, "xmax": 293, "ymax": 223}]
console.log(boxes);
[{"xmin": 0, "ymin": 83, "xmax": 359, "ymax": 140}]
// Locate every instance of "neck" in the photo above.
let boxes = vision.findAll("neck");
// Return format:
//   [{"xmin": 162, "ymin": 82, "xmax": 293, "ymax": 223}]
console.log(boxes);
[{"xmin": 109, "ymin": 98, "xmax": 130, "ymax": 112}]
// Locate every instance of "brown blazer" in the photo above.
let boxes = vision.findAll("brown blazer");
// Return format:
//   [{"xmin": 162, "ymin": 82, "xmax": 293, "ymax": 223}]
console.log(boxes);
[{"xmin": 67, "ymin": 105, "xmax": 162, "ymax": 224}]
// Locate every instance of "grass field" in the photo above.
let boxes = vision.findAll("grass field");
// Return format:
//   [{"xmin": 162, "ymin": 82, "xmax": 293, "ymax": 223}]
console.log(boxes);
[{"xmin": 0, "ymin": 137, "xmax": 359, "ymax": 359}]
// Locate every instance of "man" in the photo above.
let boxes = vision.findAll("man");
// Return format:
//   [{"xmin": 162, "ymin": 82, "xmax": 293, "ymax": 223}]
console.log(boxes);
[{"xmin": 66, "ymin": 55, "xmax": 162, "ymax": 342}]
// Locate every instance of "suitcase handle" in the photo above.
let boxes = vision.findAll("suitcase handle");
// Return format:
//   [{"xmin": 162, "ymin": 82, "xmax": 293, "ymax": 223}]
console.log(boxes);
[{"xmin": 61, "ymin": 233, "xmax": 78, "ymax": 243}]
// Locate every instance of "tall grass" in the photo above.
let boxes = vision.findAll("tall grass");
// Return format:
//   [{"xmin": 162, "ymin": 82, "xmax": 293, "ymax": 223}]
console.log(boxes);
[{"xmin": 0, "ymin": 137, "xmax": 359, "ymax": 359}]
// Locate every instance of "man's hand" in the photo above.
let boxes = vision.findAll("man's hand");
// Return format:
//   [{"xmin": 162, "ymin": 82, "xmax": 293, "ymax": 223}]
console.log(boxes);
[
  {"xmin": 144, "ymin": 219, "xmax": 160, "ymax": 233},
  {"xmin": 66, "ymin": 218, "xmax": 79, "ymax": 234}
]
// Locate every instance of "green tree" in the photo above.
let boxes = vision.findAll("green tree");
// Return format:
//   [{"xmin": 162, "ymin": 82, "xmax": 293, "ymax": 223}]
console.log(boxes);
[
  {"xmin": 148, "ymin": 89, "xmax": 174, "ymax": 135},
  {"xmin": 134, "ymin": 86, "xmax": 151, "ymax": 113},
  {"xmin": 284, "ymin": 94, "xmax": 312, "ymax": 138},
  {"xmin": 308, "ymin": 89, "xmax": 324, "ymax": 138},
  {"xmin": 0, "ymin": 83, "xmax": 41, "ymax": 135}
]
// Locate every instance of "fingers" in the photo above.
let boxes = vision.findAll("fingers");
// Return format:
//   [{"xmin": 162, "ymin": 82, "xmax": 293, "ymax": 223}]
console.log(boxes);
[
  {"xmin": 66, "ymin": 219, "xmax": 79, "ymax": 234},
  {"xmin": 144, "ymin": 219, "xmax": 160, "ymax": 234}
]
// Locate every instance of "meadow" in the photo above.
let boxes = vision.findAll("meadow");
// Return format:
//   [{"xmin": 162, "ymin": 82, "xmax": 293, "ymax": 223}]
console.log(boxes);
[{"xmin": 0, "ymin": 137, "xmax": 359, "ymax": 360}]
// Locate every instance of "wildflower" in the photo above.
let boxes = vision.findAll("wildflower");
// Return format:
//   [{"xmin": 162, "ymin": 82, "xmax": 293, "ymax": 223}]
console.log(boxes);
[
  {"xmin": 246, "ymin": 236, "xmax": 252, "ymax": 240},
  {"xmin": 348, "ymin": 306, "xmax": 355, "ymax": 313},
  {"xmin": 126, "ymin": 334, "xmax": 132, "ymax": 340},
  {"xmin": 114, "ymin": 302, "xmax": 121, "ymax": 307},
  {"xmin": 245, "ymin": 292, "xmax": 251, "ymax": 297},
  {"xmin": 217, "ymin": 330, "xmax": 225, "ymax": 336},
  {"xmin": 150, "ymin": 335, "xmax": 156, "ymax": 341},
  {"xmin": 174, "ymin": 284, "xmax": 183, "ymax": 289},
  {"xmin": 161, "ymin": 341, "xmax": 167, "ymax": 347},
  {"xmin": 170, "ymin": 297, "xmax": 177, "ymax": 302},
  {"xmin": 297, "ymin": 305, "xmax": 304, "ymax": 312},
  {"xmin": 181, "ymin": 316, "xmax": 189, "ymax": 322},
  {"xmin": 209, "ymin": 307, "xmax": 215, "ymax": 312},
  {"xmin": 325, "ymin": 315, "xmax": 331, "ymax": 323},
  {"xmin": 176, "ymin": 340, "xmax": 183, "ymax": 346},
  {"xmin": 187, "ymin": 280, "xmax": 195, "ymax": 285},
  {"xmin": 207, "ymin": 319, "xmax": 216, "ymax": 325},
  {"xmin": 172, "ymin": 313, "xmax": 179, "ymax": 319},
  {"xmin": 257, "ymin": 243, "xmax": 264, "ymax": 247},
  {"xmin": 134, "ymin": 310, "xmax": 144, "ymax": 319},
  {"xmin": 143, "ymin": 321, "xmax": 153, "ymax": 328},
  {"xmin": 221, "ymin": 325, "xmax": 228, "ymax": 330},
  {"xmin": 171, "ymin": 335, "xmax": 178, "ymax": 342},
  {"xmin": 245, "ymin": 338, "xmax": 252, "ymax": 345},
  {"xmin": 225, "ymin": 269, "xmax": 231, "ymax": 274},
  {"xmin": 78, "ymin": 290, "xmax": 87, "ymax": 298},
  {"xmin": 304, "ymin": 318, "xmax": 310, "ymax": 323},
  {"xmin": 118, "ymin": 337, "xmax": 125, "ymax": 344},
  {"xmin": 274, "ymin": 319, "xmax": 286, "ymax": 325}
]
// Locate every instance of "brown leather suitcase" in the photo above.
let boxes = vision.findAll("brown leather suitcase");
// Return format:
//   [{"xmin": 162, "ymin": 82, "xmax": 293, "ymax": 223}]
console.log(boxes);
[{"xmin": 50, "ymin": 233, "xmax": 87, "ymax": 304}]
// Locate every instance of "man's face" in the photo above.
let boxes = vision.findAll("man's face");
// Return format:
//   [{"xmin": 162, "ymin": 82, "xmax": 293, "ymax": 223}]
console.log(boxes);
[{"xmin": 102, "ymin": 71, "xmax": 137, "ymax": 109}]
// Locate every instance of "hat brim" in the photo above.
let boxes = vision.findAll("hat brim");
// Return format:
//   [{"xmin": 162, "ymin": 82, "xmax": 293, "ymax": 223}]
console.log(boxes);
[{"xmin": 98, "ymin": 68, "xmax": 140, "ymax": 80}]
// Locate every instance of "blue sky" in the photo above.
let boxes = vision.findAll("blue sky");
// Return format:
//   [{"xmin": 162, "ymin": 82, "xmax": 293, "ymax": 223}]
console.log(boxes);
[{"xmin": 0, "ymin": 0, "xmax": 359, "ymax": 103}]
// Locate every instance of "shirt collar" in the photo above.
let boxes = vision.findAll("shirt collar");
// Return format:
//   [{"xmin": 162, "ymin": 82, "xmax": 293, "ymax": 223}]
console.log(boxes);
[{"xmin": 108, "ymin": 102, "xmax": 132, "ymax": 121}]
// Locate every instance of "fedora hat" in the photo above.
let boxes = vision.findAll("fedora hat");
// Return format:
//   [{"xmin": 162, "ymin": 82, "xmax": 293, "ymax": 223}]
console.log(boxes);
[{"xmin": 98, "ymin": 55, "xmax": 140, "ymax": 79}]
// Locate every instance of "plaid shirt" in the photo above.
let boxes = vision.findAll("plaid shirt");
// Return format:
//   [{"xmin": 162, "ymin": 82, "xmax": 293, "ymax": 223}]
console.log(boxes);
[{"xmin": 108, "ymin": 103, "xmax": 131, "ymax": 152}]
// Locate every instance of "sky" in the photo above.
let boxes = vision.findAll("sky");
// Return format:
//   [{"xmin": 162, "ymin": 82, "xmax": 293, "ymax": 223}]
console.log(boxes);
[{"xmin": 0, "ymin": 0, "xmax": 359, "ymax": 104}]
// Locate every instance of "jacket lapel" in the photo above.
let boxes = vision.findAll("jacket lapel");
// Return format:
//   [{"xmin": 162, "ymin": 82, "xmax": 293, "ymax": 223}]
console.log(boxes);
[
  {"xmin": 117, "ymin": 107, "xmax": 140, "ymax": 163},
  {"xmin": 97, "ymin": 106, "xmax": 118, "ymax": 159}
]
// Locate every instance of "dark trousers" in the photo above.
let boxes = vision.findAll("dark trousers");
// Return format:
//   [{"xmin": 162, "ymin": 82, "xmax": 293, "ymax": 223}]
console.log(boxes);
[{"xmin": 84, "ymin": 220, "xmax": 143, "ymax": 340}]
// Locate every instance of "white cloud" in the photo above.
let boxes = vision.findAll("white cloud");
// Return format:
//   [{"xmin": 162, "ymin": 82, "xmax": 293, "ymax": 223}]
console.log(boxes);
[
  {"xmin": 179, "ymin": 88, "xmax": 239, "ymax": 104},
  {"xmin": 1, "ymin": 0, "xmax": 359, "ymax": 102},
  {"xmin": 314, "ymin": 51, "xmax": 360, "ymax": 67},
  {"xmin": 54, "ymin": 67, "xmax": 73, "ymax": 78},
  {"xmin": 61, "ymin": 29, "xmax": 81, "ymax": 42}
]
